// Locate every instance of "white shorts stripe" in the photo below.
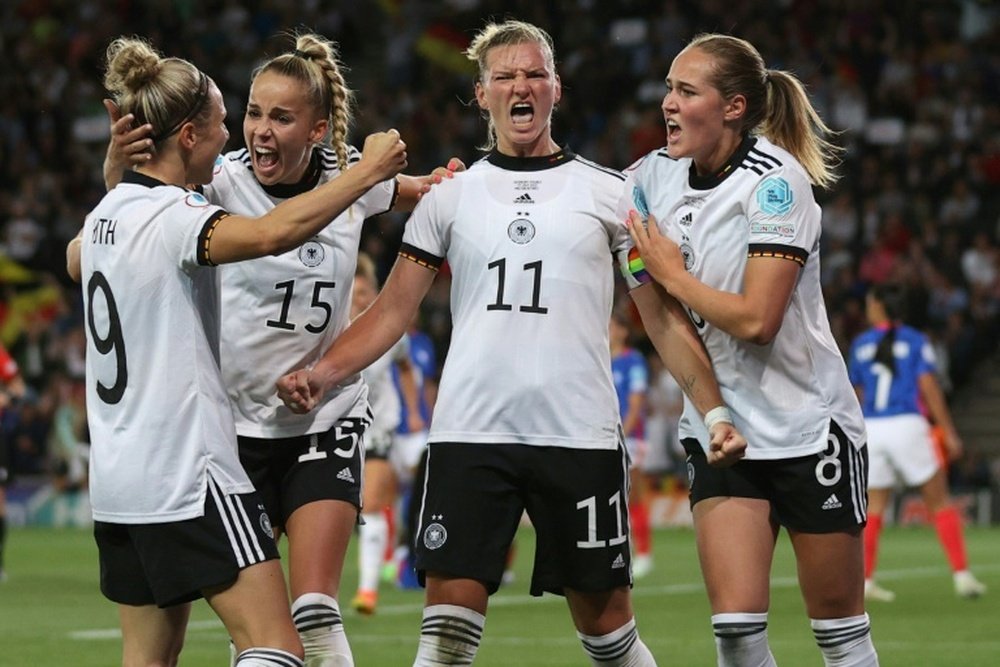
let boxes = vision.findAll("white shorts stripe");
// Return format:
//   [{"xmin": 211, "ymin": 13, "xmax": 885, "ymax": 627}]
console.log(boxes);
[
  {"xmin": 848, "ymin": 445, "xmax": 866, "ymax": 524},
  {"xmin": 231, "ymin": 489, "xmax": 267, "ymax": 563},
  {"xmin": 209, "ymin": 479, "xmax": 246, "ymax": 568},
  {"xmin": 222, "ymin": 490, "xmax": 256, "ymax": 566}
]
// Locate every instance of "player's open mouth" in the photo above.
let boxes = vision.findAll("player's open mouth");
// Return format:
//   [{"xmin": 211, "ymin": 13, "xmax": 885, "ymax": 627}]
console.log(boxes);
[
  {"xmin": 666, "ymin": 119, "xmax": 681, "ymax": 142},
  {"xmin": 254, "ymin": 146, "xmax": 279, "ymax": 169},
  {"xmin": 511, "ymin": 102, "xmax": 534, "ymax": 126}
]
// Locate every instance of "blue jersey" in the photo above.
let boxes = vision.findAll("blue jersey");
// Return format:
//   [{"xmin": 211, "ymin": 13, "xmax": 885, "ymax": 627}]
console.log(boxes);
[
  {"xmin": 393, "ymin": 329, "xmax": 437, "ymax": 433},
  {"xmin": 848, "ymin": 324, "xmax": 936, "ymax": 418},
  {"xmin": 611, "ymin": 348, "xmax": 648, "ymax": 438}
]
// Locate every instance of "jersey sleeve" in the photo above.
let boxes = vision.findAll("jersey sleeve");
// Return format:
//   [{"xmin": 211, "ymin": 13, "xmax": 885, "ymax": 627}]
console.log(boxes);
[
  {"xmin": 916, "ymin": 332, "xmax": 938, "ymax": 376},
  {"xmin": 356, "ymin": 177, "xmax": 399, "ymax": 218},
  {"xmin": 159, "ymin": 190, "xmax": 230, "ymax": 272},
  {"xmin": 746, "ymin": 166, "xmax": 818, "ymax": 267},
  {"xmin": 615, "ymin": 157, "xmax": 654, "ymax": 290},
  {"xmin": 627, "ymin": 352, "xmax": 649, "ymax": 393},
  {"xmin": 400, "ymin": 183, "xmax": 451, "ymax": 270},
  {"xmin": 846, "ymin": 338, "xmax": 863, "ymax": 387}
]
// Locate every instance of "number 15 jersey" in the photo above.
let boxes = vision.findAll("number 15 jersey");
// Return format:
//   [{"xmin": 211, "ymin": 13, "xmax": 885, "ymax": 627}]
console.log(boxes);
[{"xmin": 400, "ymin": 148, "xmax": 628, "ymax": 450}]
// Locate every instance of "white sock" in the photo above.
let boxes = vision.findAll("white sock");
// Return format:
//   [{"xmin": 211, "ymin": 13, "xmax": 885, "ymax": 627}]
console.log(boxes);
[
  {"xmin": 712, "ymin": 612, "xmax": 776, "ymax": 667},
  {"xmin": 413, "ymin": 604, "xmax": 485, "ymax": 666},
  {"xmin": 235, "ymin": 647, "xmax": 304, "ymax": 666},
  {"xmin": 358, "ymin": 511, "xmax": 388, "ymax": 593},
  {"xmin": 577, "ymin": 617, "xmax": 657, "ymax": 666},
  {"xmin": 811, "ymin": 614, "xmax": 878, "ymax": 666},
  {"xmin": 292, "ymin": 593, "xmax": 353, "ymax": 666}
]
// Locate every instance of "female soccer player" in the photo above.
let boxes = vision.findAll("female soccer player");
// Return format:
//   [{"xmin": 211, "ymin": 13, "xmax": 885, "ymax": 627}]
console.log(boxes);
[
  {"xmin": 625, "ymin": 33, "xmax": 879, "ymax": 666},
  {"xmin": 848, "ymin": 283, "xmax": 986, "ymax": 601},
  {"xmin": 78, "ymin": 35, "xmax": 406, "ymax": 667},
  {"xmin": 279, "ymin": 20, "xmax": 745, "ymax": 666},
  {"xmin": 82, "ymin": 32, "xmax": 459, "ymax": 665}
]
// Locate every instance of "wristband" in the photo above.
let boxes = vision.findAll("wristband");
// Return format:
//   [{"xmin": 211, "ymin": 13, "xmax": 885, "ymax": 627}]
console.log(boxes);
[{"xmin": 704, "ymin": 405, "xmax": 733, "ymax": 431}]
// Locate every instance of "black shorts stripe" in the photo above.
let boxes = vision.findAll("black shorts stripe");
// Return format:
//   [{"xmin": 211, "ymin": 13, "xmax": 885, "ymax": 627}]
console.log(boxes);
[{"xmin": 399, "ymin": 243, "xmax": 444, "ymax": 271}]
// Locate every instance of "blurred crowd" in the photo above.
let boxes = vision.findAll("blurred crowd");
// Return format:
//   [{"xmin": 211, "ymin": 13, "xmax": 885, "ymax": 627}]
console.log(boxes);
[{"xmin": 1, "ymin": 0, "xmax": 998, "ymax": 492}]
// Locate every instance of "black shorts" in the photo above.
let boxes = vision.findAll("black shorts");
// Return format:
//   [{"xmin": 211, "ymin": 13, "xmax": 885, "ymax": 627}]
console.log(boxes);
[
  {"xmin": 364, "ymin": 428, "xmax": 393, "ymax": 461},
  {"xmin": 414, "ymin": 442, "xmax": 633, "ymax": 597},
  {"xmin": 682, "ymin": 420, "xmax": 868, "ymax": 533},
  {"xmin": 238, "ymin": 416, "xmax": 366, "ymax": 529},
  {"xmin": 94, "ymin": 478, "xmax": 279, "ymax": 608}
]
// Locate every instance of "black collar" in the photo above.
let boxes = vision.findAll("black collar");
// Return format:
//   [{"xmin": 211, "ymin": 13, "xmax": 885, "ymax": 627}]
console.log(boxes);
[
  {"xmin": 486, "ymin": 146, "xmax": 576, "ymax": 171},
  {"xmin": 260, "ymin": 148, "xmax": 323, "ymax": 199},
  {"xmin": 688, "ymin": 134, "xmax": 757, "ymax": 190}
]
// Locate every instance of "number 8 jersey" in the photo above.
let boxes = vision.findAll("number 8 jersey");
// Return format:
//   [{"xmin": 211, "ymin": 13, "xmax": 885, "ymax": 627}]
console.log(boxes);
[
  {"xmin": 621, "ymin": 136, "xmax": 865, "ymax": 460},
  {"xmin": 400, "ymin": 148, "xmax": 629, "ymax": 450},
  {"xmin": 82, "ymin": 171, "xmax": 253, "ymax": 523}
]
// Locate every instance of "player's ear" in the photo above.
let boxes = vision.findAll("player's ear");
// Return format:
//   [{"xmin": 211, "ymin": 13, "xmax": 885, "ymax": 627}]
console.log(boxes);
[{"xmin": 475, "ymin": 81, "xmax": 488, "ymax": 110}]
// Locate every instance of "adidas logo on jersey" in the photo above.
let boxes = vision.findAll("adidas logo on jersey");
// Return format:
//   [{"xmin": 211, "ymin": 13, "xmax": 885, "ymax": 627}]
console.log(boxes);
[
  {"xmin": 679, "ymin": 212, "xmax": 693, "ymax": 227},
  {"xmin": 821, "ymin": 493, "xmax": 842, "ymax": 510},
  {"xmin": 611, "ymin": 553, "xmax": 626, "ymax": 570},
  {"xmin": 337, "ymin": 467, "xmax": 355, "ymax": 483},
  {"xmin": 514, "ymin": 193, "xmax": 534, "ymax": 204}
]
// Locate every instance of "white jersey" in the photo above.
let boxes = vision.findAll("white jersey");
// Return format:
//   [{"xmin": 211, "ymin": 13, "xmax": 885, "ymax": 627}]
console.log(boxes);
[
  {"xmin": 205, "ymin": 147, "xmax": 396, "ymax": 438},
  {"xmin": 81, "ymin": 171, "xmax": 253, "ymax": 523},
  {"xmin": 401, "ymin": 148, "xmax": 629, "ymax": 449},
  {"xmin": 621, "ymin": 136, "xmax": 865, "ymax": 459},
  {"xmin": 362, "ymin": 335, "xmax": 409, "ymax": 438}
]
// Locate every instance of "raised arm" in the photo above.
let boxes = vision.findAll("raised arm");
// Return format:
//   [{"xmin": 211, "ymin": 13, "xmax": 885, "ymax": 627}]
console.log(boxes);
[
  {"xmin": 277, "ymin": 257, "xmax": 437, "ymax": 413},
  {"xmin": 207, "ymin": 130, "xmax": 406, "ymax": 264},
  {"xmin": 630, "ymin": 281, "xmax": 747, "ymax": 466}
]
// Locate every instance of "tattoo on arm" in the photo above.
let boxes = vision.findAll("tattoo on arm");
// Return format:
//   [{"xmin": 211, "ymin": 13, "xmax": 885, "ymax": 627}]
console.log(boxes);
[{"xmin": 682, "ymin": 374, "xmax": 696, "ymax": 396}]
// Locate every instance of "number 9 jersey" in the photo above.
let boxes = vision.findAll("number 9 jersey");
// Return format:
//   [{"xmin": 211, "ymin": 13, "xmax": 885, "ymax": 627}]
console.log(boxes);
[{"xmin": 82, "ymin": 171, "xmax": 254, "ymax": 524}]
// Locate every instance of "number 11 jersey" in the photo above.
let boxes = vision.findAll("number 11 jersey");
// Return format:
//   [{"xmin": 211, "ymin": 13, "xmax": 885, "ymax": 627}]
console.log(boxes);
[{"xmin": 400, "ymin": 148, "xmax": 629, "ymax": 450}]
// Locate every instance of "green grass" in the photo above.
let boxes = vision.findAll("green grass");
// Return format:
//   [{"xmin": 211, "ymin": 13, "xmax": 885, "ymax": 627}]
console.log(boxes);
[{"xmin": 3, "ymin": 525, "xmax": 999, "ymax": 665}]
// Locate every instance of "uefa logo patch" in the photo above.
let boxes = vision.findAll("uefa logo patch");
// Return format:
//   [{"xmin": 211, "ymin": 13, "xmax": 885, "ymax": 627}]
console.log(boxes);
[
  {"xmin": 299, "ymin": 241, "xmax": 325, "ymax": 267},
  {"xmin": 423, "ymin": 522, "xmax": 447, "ymax": 550},
  {"xmin": 508, "ymin": 219, "xmax": 535, "ymax": 244}
]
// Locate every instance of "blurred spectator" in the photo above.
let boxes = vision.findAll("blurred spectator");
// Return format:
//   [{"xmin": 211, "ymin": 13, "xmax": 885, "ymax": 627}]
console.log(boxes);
[{"xmin": 0, "ymin": 0, "xmax": 996, "ymax": 503}]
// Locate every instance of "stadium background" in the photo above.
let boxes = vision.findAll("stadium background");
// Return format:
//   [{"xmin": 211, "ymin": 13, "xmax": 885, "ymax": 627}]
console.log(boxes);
[{"xmin": 1, "ymin": 1, "xmax": 999, "ymax": 665}]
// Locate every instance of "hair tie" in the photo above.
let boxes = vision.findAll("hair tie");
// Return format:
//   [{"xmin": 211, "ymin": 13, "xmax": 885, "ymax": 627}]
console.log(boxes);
[
  {"xmin": 150, "ymin": 71, "xmax": 209, "ymax": 143},
  {"xmin": 293, "ymin": 49, "xmax": 311, "ymax": 60}
]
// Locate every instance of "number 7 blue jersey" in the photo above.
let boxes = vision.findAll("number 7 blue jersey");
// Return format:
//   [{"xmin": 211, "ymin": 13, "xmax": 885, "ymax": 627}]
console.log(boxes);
[{"xmin": 847, "ymin": 324, "xmax": 937, "ymax": 418}]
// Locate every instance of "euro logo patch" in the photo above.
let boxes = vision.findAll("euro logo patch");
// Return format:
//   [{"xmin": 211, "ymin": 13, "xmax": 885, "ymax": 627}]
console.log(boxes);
[
  {"xmin": 756, "ymin": 177, "xmax": 793, "ymax": 216},
  {"xmin": 632, "ymin": 185, "xmax": 650, "ymax": 219},
  {"xmin": 185, "ymin": 192, "xmax": 209, "ymax": 208}
]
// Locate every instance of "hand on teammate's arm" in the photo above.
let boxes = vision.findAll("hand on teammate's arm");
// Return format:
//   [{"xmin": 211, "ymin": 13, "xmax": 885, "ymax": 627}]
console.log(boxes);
[
  {"xmin": 395, "ymin": 158, "xmax": 466, "ymax": 211},
  {"xmin": 627, "ymin": 209, "xmax": 798, "ymax": 345}
]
